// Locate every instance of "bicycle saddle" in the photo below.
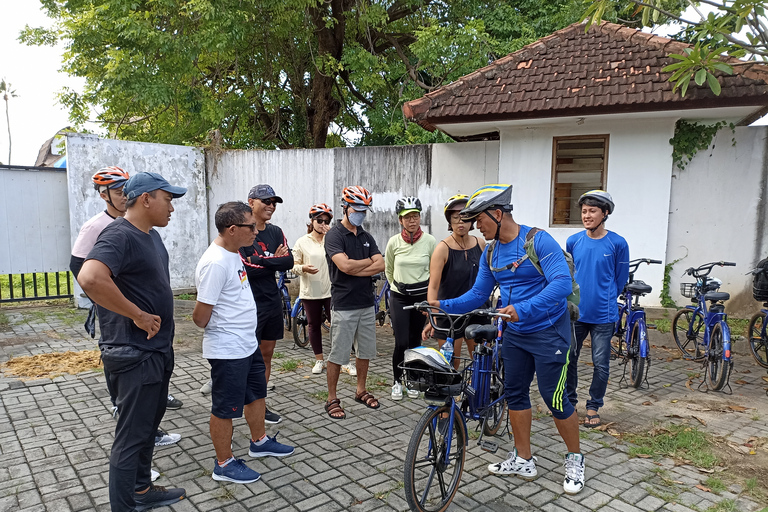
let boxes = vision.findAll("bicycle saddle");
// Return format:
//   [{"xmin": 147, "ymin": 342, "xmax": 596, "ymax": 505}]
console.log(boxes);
[
  {"xmin": 465, "ymin": 324, "xmax": 497, "ymax": 343},
  {"xmin": 704, "ymin": 292, "xmax": 730, "ymax": 302},
  {"xmin": 626, "ymin": 281, "xmax": 652, "ymax": 295}
]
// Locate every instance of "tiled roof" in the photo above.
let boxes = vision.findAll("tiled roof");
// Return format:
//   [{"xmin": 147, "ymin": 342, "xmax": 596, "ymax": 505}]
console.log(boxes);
[{"xmin": 402, "ymin": 22, "xmax": 768, "ymax": 130}]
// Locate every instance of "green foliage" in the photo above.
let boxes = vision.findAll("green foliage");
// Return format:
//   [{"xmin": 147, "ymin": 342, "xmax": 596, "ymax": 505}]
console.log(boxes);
[
  {"xmin": 0, "ymin": 273, "xmax": 73, "ymax": 303},
  {"xmin": 279, "ymin": 359, "xmax": 299, "ymax": 371},
  {"xmin": 660, "ymin": 255, "xmax": 685, "ymax": 308},
  {"xmin": 582, "ymin": 1, "xmax": 767, "ymax": 97},
  {"xmin": 669, "ymin": 120, "xmax": 734, "ymax": 172},
  {"xmin": 0, "ymin": 311, "xmax": 9, "ymax": 327},
  {"xmin": 24, "ymin": 0, "xmax": 586, "ymax": 149},
  {"xmin": 704, "ymin": 476, "xmax": 727, "ymax": 495}
]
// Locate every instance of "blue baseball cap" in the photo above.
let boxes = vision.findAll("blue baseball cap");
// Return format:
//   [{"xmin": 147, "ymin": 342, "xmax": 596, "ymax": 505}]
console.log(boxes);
[{"xmin": 124, "ymin": 172, "xmax": 187, "ymax": 200}]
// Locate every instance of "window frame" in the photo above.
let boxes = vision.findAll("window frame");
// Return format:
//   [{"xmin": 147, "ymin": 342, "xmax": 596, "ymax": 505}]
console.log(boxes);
[{"xmin": 549, "ymin": 134, "xmax": 610, "ymax": 227}]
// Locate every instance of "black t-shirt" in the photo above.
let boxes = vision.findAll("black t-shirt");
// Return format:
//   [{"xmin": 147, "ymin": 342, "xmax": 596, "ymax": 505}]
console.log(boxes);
[
  {"xmin": 239, "ymin": 223, "xmax": 294, "ymax": 308},
  {"xmin": 324, "ymin": 222, "xmax": 381, "ymax": 311},
  {"xmin": 86, "ymin": 217, "xmax": 174, "ymax": 353}
]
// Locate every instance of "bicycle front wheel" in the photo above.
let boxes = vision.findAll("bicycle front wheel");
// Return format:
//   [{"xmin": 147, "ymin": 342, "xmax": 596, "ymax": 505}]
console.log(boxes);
[
  {"xmin": 628, "ymin": 322, "xmax": 646, "ymax": 388},
  {"xmin": 672, "ymin": 309, "xmax": 705, "ymax": 360},
  {"xmin": 747, "ymin": 311, "xmax": 768, "ymax": 368},
  {"xmin": 404, "ymin": 406, "xmax": 467, "ymax": 512},
  {"xmin": 292, "ymin": 309, "xmax": 309, "ymax": 348},
  {"xmin": 707, "ymin": 323, "xmax": 730, "ymax": 390},
  {"xmin": 612, "ymin": 306, "xmax": 626, "ymax": 357},
  {"xmin": 483, "ymin": 357, "xmax": 506, "ymax": 436}
]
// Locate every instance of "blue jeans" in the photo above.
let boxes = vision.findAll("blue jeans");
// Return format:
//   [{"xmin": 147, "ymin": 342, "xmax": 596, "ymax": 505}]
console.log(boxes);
[{"xmin": 566, "ymin": 321, "xmax": 614, "ymax": 412}]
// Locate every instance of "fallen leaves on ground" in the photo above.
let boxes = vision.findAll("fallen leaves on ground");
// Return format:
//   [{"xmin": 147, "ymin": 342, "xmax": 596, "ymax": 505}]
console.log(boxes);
[
  {"xmin": 727, "ymin": 405, "xmax": 749, "ymax": 412},
  {"xmin": 696, "ymin": 484, "xmax": 711, "ymax": 492},
  {"xmin": 692, "ymin": 416, "xmax": 707, "ymax": 426}
]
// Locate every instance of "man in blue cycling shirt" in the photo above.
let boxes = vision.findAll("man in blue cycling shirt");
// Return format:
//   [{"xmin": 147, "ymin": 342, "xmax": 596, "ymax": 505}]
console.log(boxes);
[
  {"xmin": 428, "ymin": 184, "xmax": 585, "ymax": 495},
  {"xmin": 565, "ymin": 190, "xmax": 629, "ymax": 428}
]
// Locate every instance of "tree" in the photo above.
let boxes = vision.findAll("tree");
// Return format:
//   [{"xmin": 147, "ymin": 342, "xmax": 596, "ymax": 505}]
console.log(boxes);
[
  {"xmin": 582, "ymin": 0, "xmax": 768, "ymax": 96},
  {"xmin": 23, "ymin": 0, "xmax": 586, "ymax": 150},
  {"xmin": 0, "ymin": 78, "xmax": 18, "ymax": 164}
]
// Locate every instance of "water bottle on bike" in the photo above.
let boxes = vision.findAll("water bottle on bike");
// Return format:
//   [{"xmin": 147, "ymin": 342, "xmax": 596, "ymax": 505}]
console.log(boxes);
[{"xmin": 440, "ymin": 339, "xmax": 454, "ymax": 363}]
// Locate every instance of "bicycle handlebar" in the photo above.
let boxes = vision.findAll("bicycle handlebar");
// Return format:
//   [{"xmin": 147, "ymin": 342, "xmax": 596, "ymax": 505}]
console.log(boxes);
[
  {"xmin": 403, "ymin": 301, "xmax": 511, "ymax": 336},
  {"xmin": 683, "ymin": 261, "xmax": 737, "ymax": 278},
  {"xmin": 628, "ymin": 258, "xmax": 662, "ymax": 273}
]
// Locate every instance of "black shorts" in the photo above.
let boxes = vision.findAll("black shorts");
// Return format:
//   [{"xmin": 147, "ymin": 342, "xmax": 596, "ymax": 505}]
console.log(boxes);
[
  {"xmin": 208, "ymin": 348, "xmax": 267, "ymax": 419},
  {"xmin": 256, "ymin": 304, "xmax": 284, "ymax": 342}
]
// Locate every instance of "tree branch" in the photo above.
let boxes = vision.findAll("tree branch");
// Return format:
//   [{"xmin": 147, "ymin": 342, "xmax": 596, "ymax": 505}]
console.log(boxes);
[
  {"xmin": 339, "ymin": 70, "xmax": 374, "ymax": 107},
  {"xmin": 383, "ymin": 33, "xmax": 435, "ymax": 92}
]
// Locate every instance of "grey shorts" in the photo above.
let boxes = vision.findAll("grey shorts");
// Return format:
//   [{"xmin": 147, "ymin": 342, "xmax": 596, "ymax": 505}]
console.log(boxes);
[{"xmin": 328, "ymin": 307, "xmax": 376, "ymax": 365}]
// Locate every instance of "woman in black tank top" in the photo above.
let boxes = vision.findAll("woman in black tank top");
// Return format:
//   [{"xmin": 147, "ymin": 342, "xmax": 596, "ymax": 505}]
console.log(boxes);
[{"xmin": 424, "ymin": 195, "xmax": 487, "ymax": 368}]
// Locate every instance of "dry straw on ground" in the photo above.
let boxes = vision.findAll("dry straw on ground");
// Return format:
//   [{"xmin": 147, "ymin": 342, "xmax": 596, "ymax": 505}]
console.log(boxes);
[{"xmin": 1, "ymin": 349, "xmax": 101, "ymax": 380}]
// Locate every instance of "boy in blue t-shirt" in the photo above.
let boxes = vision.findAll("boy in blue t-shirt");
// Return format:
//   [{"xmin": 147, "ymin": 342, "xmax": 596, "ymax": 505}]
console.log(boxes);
[{"xmin": 565, "ymin": 190, "xmax": 629, "ymax": 428}]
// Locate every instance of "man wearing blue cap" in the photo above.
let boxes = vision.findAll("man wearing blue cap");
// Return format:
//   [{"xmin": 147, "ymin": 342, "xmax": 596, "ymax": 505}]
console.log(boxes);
[{"xmin": 78, "ymin": 172, "xmax": 187, "ymax": 512}]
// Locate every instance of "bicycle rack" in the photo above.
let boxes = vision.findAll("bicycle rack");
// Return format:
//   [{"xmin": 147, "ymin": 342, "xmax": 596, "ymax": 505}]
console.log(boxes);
[
  {"xmin": 616, "ymin": 355, "xmax": 650, "ymax": 390},
  {"xmin": 696, "ymin": 359, "xmax": 734, "ymax": 395}
]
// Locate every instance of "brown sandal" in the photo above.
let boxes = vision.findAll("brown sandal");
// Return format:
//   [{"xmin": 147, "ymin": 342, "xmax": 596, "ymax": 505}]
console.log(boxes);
[
  {"xmin": 325, "ymin": 398, "xmax": 346, "ymax": 419},
  {"xmin": 354, "ymin": 391, "xmax": 380, "ymax": 409}
]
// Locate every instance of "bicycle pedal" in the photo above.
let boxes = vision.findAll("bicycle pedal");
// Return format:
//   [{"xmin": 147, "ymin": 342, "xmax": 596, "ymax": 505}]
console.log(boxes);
[{"xmin": 479, "ymin": 440, "xmax": 499, "ymax": 453}]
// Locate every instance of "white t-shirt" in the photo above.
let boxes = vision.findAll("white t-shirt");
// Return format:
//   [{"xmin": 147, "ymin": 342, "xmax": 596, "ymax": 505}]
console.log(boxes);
[{"xmin": 195, "ymin": 242, "xmax": 258, "ymax": 359}]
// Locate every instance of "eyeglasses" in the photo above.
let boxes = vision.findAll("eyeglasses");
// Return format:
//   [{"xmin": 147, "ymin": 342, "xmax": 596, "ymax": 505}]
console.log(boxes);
[
  {"xmin": 259, "ymin": 198, "xmax": 278, "ymax": 206},
  {"xmin": 232, "ymin": 223, "xmax": 258, "ymax": 231},
  {"xmin": 314, "ymin": 218, "xmax": 331, "ymax": 225},
  {"xmin": 402, "ymin": 214, "xmax": 420, "ymax": 222},
  {"xmin": 450, "ymin": 215, "xmax": 470, "ymax": 224}
]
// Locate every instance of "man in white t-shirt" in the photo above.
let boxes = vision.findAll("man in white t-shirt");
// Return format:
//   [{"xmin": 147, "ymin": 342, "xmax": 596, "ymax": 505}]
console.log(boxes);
[{"xmin": 193, "ymin": 201, "xmax": 294, "ymax": 484}]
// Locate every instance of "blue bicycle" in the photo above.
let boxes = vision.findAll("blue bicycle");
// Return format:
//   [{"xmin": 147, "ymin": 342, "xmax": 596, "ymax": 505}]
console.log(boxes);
[
  {"xmin": 672, "ymin": 260, "xmax": 736, "ymax": 391},
  {"xmin": 372, "ymin": 273, "xmax": 391, "ymax": 326},
  {"xmin": 291, "ymin": 298, "xmax": 330, "ymax": 348},
  {"xmin": 400, "ymin": 302, "xmax": 509, "ymax": 512},
  {"xmin": 747, "ymin": 265, "xmax": 768, "ymax": 369},
  {"xmin": 612, "ymin": 258, "xmax": 662, "ymax": 388}
]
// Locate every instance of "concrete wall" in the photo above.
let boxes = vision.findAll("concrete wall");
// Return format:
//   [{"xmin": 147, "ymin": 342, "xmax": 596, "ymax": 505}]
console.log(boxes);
[
  {"xmin": 66, "ymin": 134, "xmax": 207, "ymax": 307},
  {"xmin": 206, "ymin": 142, "xmax": 500, "ymax": 255},
  {"xmin": 0, "ymin": 167, "xmax": 70, "ymax": 274},
  {"xmin": 498, "ymin": 118, "xmax": 676, "ymax": 305},
  {"xmin": 666, "ymin": 126, "xmax": 768, "ymax": 316}
]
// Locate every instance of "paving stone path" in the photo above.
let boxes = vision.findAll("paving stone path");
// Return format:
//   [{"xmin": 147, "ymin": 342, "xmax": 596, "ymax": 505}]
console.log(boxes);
[{"xmin": 0, "ymin": 302, "xmax": 766, "ymax": 512}]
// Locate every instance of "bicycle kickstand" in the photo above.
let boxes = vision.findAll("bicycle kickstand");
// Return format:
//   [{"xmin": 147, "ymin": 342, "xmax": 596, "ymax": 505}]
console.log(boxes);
[
  {"xmin": 641, "ymin": 358, "xmax": 651, "ymax": 390},
  {"xmin": 721, "ymin": 360, "xmax": 734, "ymax": 396},
  {"xmin": 697, "ymin": 359, "xmax": 710, "ymax": 393},
  {"xmin": 617, "ymin": 359, "xmax": 629, "ymax": 389}
]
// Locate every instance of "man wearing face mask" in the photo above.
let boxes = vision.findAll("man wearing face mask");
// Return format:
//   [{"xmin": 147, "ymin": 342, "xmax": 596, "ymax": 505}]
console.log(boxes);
[{"xmin": 322, "ymin": 186, "xmax": 385, "ymax": 419}]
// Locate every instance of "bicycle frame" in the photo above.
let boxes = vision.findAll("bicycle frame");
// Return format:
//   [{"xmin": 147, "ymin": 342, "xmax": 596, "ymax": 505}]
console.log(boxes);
[{"xmin": 681, "ymin": 295, "xmax": 732, "ymax": 362}]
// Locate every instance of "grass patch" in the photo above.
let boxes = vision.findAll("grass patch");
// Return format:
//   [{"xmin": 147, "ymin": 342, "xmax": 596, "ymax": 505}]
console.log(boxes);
[
  {"xmin": 645, "ymin": 485, "xmax": 679, "ymax": 503},
  {"xmin": 176, "ymin": 293, "xmax": 196, "ymax": 300},
  {"xmin": 309, "ymin": 390, "xmax": 329, "ymax": 402},
  {"xmin": 655, "ymin": 318, "xmax": 671, "ymax": 333},
  {"xmin": 273, "ymin": 351, "xmax": 285, "ymax": 359},
  {"xmin": 624, "ymin": 423, "xmax": 719, "ymax": 468},
  {"xmin": 706, "ymin": 500, "xmax": 738, "ymax": 512},
  {"xmin": 727, "ymin": 318, "xmax": 749, "ymax": 338},
  {"xmin": 704, "ymin": 477, "xmax": 727, "ymax": 495},
  {"xmin": 367, "ymin": 376, "xmax": 390, "ymax": 393},
  {"xmin": 374, "ymin": 481, "xmax": 404, "ymax": 501},
  {"xmin": 0, "ymin": 311, "xmax": 8, "ymax": 326},
  {"xmin": 278, "ymin": 359, "xmax": 300, "ymax": 371}
]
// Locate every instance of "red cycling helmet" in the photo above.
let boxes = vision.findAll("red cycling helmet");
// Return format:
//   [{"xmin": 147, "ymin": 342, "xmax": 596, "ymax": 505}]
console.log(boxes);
[
  {"xmin": 309, "ymin": 203, "xmax": 333, "ymax": 219},
  {"xmin": 92, "ymin": 166, "xmax": 130, "ymax": 190},
  {"xmin": 341, "ymin": 186, "xmax": 373, "ymax": 210}
]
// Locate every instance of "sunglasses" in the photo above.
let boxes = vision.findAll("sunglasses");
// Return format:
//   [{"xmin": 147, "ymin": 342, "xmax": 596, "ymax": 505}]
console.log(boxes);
[
  {"xmin": 232, "ymin": 223, "xmax": 258, "ymax": 231},
  {"xmin": 314, "ymin": 218, "xmax": 331, "ymax": 225},
  {"xmin": 259, "ymin": 198, "xmax": 278, "ymax": 206}
]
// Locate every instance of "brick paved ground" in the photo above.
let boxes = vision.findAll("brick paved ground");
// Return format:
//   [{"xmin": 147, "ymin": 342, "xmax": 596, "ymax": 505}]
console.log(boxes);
[{"xmin": 0, "ymin": 302, "xmax": 767, "ymax": 512}]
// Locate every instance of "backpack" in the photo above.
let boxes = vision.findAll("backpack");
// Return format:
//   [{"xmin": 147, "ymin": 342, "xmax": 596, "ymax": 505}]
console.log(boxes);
[
  {"xmin": 753, "ymin": 257, "xmax": 768, "ymax": 301},
  {"xmin": 486, "ymin": 227, "xmax": 581, "ymax": 321}
]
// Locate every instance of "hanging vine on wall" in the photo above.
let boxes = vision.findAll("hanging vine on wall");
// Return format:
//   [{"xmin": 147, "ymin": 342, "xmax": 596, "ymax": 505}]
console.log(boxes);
[{"xmin": 669, "ymin": 120, "xmax": 735, "ymax": 171}]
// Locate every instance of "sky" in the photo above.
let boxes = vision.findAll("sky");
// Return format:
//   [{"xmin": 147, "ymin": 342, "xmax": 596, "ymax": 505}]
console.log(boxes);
[{"xmin": 0, "ymin": 3, "xmax": 764, "ymax": 166}]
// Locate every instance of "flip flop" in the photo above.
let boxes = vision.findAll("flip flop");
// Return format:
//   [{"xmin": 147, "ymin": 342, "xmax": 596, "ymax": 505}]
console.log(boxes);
[
  {"xmin": 583, "ymin": 413, "xmax": 601, "ymax": 428},
  {"xmin": 354, "ymin": 391, "xmax": 380, "ymax": 409},
  {"xmin": 325, "ymin": 398, "xmax": 346, "ymax": 419}
]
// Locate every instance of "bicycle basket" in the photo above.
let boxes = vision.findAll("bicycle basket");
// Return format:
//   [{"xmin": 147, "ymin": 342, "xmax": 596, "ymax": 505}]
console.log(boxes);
[
  {"xmin": 753, "ymin": 260, "xmax": 768, "ymax": 301},
  {"xmin": 401, "ymin": 347, "xmax": 462, "ymax": 396},
  {"xmin": 680, "ymin": 283, "xmax": 697, "ymax": 298}
]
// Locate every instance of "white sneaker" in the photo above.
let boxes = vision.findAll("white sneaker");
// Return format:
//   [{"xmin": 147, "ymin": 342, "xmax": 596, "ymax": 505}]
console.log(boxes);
[
  {"xmin": 150, "ymin": 469, "xmax": 160, "ymax": 482},
  {"xmin": 405, "ymin": 385, "xmax": 419, "ymax": 399},
  {"xmin": 154, "ymin": 429, "xmax": 182, "ymax": 447},
  {"xmin": 563, "ymin": 452, "xmax": 585, "ymax": 494},
  {"xmin": 312, "ymin": 360, "xmax": 324, "ymax": 374},
  {"xmin": 488, "ymin": 448, "xmax": 538, "ymax": 480},
  {"xmin": 200, "ymin": 379, "xmax": 213, "ymax": 395},
  {"xmin": 391, "ymin": 382, "xmax": 403, "ymax": 401},
  {"xmin": 342, "ymin": 361, "xmax": 357, "ymax": 376}
]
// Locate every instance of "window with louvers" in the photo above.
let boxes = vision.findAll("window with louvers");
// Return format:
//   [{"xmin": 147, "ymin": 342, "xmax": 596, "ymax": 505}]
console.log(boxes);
[{"xmin": 551, "ymin": 135, "xmax": 609, "ymax": 226}]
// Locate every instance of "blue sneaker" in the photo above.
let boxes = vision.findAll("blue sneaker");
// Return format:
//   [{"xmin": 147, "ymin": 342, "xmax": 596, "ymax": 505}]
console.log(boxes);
[
  {"xmin": 212, "ymin": 458, "xmax": 261, "ymax": 484},
  {"xmin": 248, "ymin": 431, "xmax": 295, "ymax": 458}
]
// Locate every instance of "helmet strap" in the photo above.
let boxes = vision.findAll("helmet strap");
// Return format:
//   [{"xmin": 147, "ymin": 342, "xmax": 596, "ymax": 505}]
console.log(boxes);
[
  {"xmin": 104, "ymin": 188, "xmax": 126, "ymax": 214},
  {"xmin": 587, "ymin": 212, "xmax": 608, "ymax": 233},
  {"xmin": 483, "ymin": 209, "xmax": 502, "ymax": 241}
]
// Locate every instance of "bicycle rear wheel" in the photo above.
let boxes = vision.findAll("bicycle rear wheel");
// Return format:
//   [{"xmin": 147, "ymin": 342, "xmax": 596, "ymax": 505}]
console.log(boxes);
[
  {"xmin": 628, "ymin": 322, "xmax": 646, "ymax": 388},
  {"xmin": 292, "ymin": 304, "xmax": 309, "ymax": 348},
  {"xmin": 672, "ymin": 309, "xmax": 705, "ymax": 360},
  {"xmin": 483, "ymin": 357, "xmax": 506, "ymax": 436},
  {"xmin": 612, "ymin": 306, "xmax": 626, "ymax": 357},
  {"xmin": 706, "ymin": 323, "xmax": 730, "ymax": 390},
  {"xmin": 404, "ymin": 406, "xmax": 466, "ymax": 512},
  {"xmin": 747, "ymin": 311, "xmax": 768, "ymax": 368}
]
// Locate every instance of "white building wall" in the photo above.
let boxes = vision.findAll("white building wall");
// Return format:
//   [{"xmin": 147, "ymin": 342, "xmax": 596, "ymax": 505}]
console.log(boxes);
[
  {"xmin": 66, "ymin": 134, "xmax": 207, "ymax": 307},
  {"xmin": 499, "ymin": 118, "xmax": 677, "ymax": 305},
  {"xmin": 666, "ymin": 126, "xmax": 768, "ymax": 315}
]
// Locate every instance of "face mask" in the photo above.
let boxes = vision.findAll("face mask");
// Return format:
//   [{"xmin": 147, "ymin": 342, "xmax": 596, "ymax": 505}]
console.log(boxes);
[{"xmin": 348, "ymin": 211, "xmax": 366, "ymax": 227}]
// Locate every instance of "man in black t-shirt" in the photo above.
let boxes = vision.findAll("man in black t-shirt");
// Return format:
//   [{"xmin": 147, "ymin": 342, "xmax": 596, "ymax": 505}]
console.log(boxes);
[
  {"xmin": 78, "ymin": 172, "xmax": 187, "ymax": 512},
  {"xmin": 323, "ymin": 186, "xmax": 385, "ymax": 420},
  {"xmin": 240, "ymin": 184, "xmax": 294, "ymax": 425}
]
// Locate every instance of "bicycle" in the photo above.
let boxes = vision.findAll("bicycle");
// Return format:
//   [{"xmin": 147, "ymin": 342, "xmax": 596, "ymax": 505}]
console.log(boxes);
[
  {"xmin": 746, "ymin": 265, "xmax": 768, "ymax": 368},
  {"xmin": 291, "ymin": 298, "xmax": 330, "ymax": 348},
  {"xmin": 612, "ymin": 258, "xmax": 662, "ymax": 388},
  {"xmin": 400, "ymin": 302, "xmax": 509, "ymax": 512},
  {"xmin": 277, "ymin": 271, "xmax": 296, "ymax": 332},
  {"xmin": 672, "ymin": 260, "xmax": 736, "ymax": 392},
  {"xmin": 372, "ymin": 273, "xmax": 391, "ymax": 326}
]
